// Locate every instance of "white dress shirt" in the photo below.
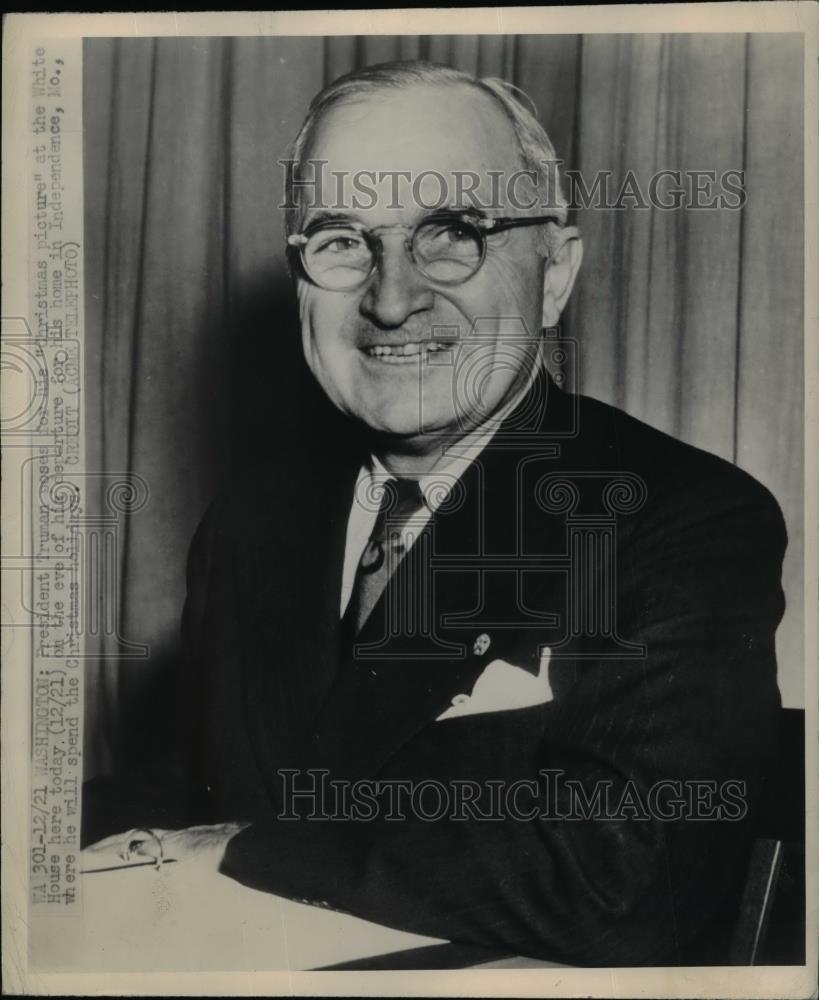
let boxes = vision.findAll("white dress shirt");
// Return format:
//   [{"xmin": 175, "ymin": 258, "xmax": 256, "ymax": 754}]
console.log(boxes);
[{"xmin": 340, "ymin": 364, "xmax": 541, "ymax": 615}]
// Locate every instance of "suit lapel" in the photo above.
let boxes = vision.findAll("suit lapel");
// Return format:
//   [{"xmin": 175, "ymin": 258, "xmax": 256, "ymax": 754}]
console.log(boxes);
[
  {"xmin": 311, "ymin": 465, "xmax": 487, "ymax": 778},
  {"xmin": 311, "ymin": 367, "xmax": 569, "ymax": 779}
]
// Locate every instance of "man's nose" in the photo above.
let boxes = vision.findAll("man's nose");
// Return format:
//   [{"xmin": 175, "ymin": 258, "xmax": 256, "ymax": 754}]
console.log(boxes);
[{"xmin": 359, "ymin": 237, "xmax": 433, "ymax": 328}]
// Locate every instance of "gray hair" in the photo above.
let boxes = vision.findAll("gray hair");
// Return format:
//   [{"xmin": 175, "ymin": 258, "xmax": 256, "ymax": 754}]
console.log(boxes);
[{"xmin": 283, "ymin": 60, "xmax": 568, "ymax": 255}]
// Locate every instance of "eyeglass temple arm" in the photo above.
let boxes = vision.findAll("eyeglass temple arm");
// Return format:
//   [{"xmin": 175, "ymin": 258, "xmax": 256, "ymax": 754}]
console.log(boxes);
[{"xmin": 480, "ymin": 214, "xmax": 565, "ymax": 231}]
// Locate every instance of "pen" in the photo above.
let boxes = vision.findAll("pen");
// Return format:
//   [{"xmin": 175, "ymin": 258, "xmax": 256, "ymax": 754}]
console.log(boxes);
[{"xmin": 80, "ymin": 859, "xmax": 178, "ymax": 874}]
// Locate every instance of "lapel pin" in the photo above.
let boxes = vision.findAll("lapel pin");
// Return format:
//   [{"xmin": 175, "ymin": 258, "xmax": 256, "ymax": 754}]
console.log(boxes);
[{"xmin": 472, "ymin": 633, "xmax": 491, "ymax": 656}]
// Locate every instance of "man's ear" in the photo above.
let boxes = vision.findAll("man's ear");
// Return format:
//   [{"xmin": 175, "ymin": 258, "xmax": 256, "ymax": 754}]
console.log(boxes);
[{"xmin": 542, "ymin": 229, "xmax": 583, "ymax": 328}]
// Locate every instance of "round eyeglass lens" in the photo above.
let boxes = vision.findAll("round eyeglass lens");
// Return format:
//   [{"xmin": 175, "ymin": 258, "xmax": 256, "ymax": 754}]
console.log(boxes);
[
  {"xmin": 413, "ymin": 217, "xmax": 484, "ymax": 283},
  {"xmin": 303, "ymin": 226, "xmax": 374, "ymax": 290}
]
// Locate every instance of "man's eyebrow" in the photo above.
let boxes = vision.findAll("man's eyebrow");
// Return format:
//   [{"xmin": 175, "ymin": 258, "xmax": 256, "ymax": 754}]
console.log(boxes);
[
  {"xmin": 436, "ymin": 203, "xmax": 491, "ymax": 218},
  {"xmin": 298, "ymin": 206, "xmax": 498, "ymax": 230},
  {"xmin": 301, "ymin": 209, "xmax": 361, "ymax": 227}
]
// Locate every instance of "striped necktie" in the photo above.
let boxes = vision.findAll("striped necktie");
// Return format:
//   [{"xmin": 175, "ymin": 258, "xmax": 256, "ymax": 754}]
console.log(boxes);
[{"xmin": 343, "ymin": 477, "xmax": 426, "ymax": 636}]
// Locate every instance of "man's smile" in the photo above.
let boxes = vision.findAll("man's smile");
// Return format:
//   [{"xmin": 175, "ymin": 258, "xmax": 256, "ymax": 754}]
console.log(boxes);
[{"xmin": 362, "ymin": 340, "xmax": 450, "ymax": 363}]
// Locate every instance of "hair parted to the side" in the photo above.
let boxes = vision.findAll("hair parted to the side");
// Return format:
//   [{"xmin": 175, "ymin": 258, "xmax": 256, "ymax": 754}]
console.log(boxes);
[{"xmin": 283, "ymin": 60, "xmax": 569, "ymax": 255}]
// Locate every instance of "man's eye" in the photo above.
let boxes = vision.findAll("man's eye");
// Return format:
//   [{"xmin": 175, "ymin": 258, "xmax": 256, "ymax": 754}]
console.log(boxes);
[
  {"xmin": 446, "ymin": 226, "xmax": 473, "ymax": 242},
  {"xmin": 316, "ymin": 235, "xmax": 363, "ymax": 254},
  {"xmin": 425, "ymin": 224, "xmax": 471, "ymax": 243}
]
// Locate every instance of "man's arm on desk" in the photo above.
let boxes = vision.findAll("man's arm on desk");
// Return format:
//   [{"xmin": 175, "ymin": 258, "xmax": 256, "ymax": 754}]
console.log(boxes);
[
  {"xmin": 86, "ymin": 465, "xmax": 786, "ymax": 966},
  {"xmin": 81, "ymin": 822, "xmax": 247, "ymax": 871},
  {"xmin": 212, "ymin": 473, "xmax": 786, "ymax": 967}
]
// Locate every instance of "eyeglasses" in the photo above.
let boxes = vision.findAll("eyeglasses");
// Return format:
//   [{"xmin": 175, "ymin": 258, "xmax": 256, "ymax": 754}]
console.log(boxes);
[{"xmin": 286, "ymin": 210, "xmax": 563, "ymax": 292}]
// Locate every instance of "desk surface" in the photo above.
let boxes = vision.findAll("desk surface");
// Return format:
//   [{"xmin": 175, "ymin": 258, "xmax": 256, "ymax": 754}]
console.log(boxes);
[{"xmin": 32, "ymin": 860, "xmax": 564, "ymax": 973}]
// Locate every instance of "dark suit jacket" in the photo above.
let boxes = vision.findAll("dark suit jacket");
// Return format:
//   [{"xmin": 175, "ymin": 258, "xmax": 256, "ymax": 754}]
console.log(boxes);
[{"xmin": 93, "ymin": 370, "xmax": 787, "ymax": 966}]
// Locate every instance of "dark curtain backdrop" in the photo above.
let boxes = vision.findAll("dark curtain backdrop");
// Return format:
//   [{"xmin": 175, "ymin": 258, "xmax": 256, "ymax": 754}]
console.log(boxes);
[{"xmin": 83, "ymin": 34, "xmax": 803, "ymax": 777}]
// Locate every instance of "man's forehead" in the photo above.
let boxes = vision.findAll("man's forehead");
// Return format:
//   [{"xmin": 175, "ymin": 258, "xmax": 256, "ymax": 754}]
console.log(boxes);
[{"xmin": 306, "ymin": 82, "xmax": 523, "ymax": 180}]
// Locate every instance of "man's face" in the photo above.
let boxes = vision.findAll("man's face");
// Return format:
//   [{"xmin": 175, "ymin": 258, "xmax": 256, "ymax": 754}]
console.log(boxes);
[{"xmin": 295, "ymin": 83, "xmax": 546, "ymax": 449}]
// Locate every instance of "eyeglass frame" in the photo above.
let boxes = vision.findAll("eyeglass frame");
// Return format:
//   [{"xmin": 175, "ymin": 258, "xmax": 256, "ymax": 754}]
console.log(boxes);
[{"xmin": 286, "ymin": 209, "xmax": 566, "ymax": 291}]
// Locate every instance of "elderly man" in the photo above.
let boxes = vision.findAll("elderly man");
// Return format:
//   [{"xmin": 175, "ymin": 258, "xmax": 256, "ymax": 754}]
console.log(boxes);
[{"xmin": 85, "ymin": 61, "xmax": 786, "ymax": 966}]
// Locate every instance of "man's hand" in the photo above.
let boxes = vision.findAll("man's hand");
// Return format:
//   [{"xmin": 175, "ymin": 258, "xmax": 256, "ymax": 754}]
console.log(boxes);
[{"xmin": 82, "ymin": 822, "xmax": 249, "ymax": 873}]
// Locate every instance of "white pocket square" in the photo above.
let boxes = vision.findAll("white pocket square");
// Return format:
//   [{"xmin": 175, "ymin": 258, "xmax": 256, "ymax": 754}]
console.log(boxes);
[{"xmin": 436, "ymin": 648, "xmax": 553, "ymax": 721}]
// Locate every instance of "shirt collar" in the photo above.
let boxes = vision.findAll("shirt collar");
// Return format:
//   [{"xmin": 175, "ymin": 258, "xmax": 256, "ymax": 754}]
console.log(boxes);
[{"xmin": 361, "ymin": 359, "xmax": 541, "ymax": 515}]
